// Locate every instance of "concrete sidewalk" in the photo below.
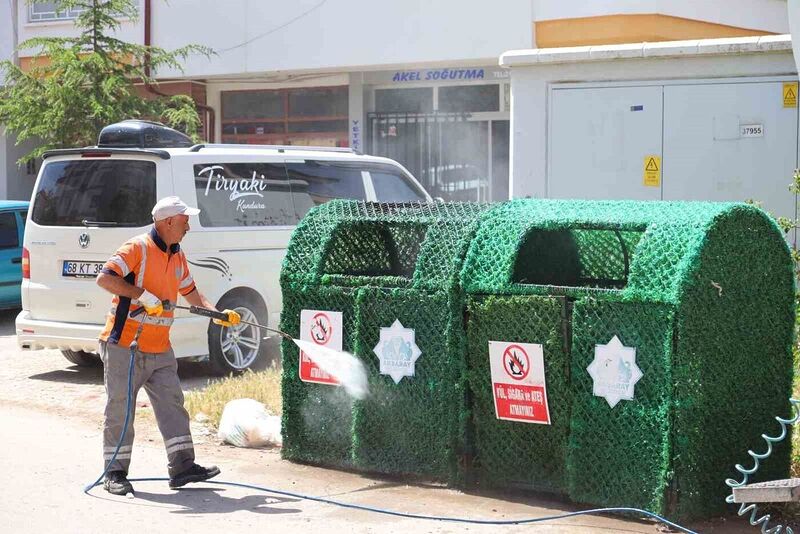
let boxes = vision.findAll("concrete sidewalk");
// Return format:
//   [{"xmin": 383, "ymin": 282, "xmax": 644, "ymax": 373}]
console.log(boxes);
[{"xmin": 0, "ymin": 404, "xmax": 749, "ymax": 534}]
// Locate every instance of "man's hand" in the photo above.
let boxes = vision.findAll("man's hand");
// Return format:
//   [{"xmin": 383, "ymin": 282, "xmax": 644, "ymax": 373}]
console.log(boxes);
[
  {"xmin": 138, "ymin": 289, "xmax": 164, "ymax": 316},
  {"xmin": 213, "ymin": 309, "xmax": 241, "ymax": 328}
]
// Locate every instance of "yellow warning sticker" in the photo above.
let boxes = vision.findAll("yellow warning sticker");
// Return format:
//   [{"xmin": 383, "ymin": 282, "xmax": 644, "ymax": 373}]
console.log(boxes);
[
  {"xmin": 784, "ymin": 82, "xmax": 798, "ymax": 108},
  {"xmin": 643, "ymin": 155, "xmax": 661, "ymax": 187}
]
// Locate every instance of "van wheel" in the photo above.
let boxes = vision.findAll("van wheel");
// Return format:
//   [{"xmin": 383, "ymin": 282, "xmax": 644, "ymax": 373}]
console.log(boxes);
[
  {"xmin": 61, "ymin": 349, "xmax": 102, "ymax": 367},
  {"xmin": 207, "ymin": 293, "xmax": 266, "ymax": 375}
]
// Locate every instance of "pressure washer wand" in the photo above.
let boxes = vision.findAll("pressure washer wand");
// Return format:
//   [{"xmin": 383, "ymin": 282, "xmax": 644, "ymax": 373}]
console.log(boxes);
[
  {"xmin": 130, "ymin": 301, "xmax": 291, "ymax": 339},
  {"xmin": 167, "ymin": 302, "xmax": 293, "ymax": 341}
]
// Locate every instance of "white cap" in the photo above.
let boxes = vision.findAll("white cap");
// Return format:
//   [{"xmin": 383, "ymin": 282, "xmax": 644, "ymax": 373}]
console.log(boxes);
[{"xmin": 151, "ymin": 196, "xmax": 201, "ymax": 221}]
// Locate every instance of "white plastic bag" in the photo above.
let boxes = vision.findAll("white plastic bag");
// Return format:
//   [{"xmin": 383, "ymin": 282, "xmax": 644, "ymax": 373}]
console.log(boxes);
[{"xmin": 217, "ymin": 398, "xmax": 282, "ymax": 448}]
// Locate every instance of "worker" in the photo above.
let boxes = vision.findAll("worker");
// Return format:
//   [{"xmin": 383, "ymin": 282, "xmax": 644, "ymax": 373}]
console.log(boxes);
[{"xmin": 96, "ymin": 196, "xmax": 241, "ymax": 496}]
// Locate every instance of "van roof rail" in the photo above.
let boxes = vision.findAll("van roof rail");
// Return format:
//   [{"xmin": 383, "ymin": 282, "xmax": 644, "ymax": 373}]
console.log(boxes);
[{"xmin": 187, "ymin": 143, "xmax": 362, "ymax": 155}]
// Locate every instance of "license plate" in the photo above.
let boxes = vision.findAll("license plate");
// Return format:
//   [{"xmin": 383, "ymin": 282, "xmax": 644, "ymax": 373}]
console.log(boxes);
[{"xmin": 62, "ymin": 260, "xmax": 104, "ymax": 278}]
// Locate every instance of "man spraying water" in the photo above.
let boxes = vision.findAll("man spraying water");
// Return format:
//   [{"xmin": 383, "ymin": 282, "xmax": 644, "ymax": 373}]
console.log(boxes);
[{"xmin": 96, "ymin": 196, "xmax": 240, "ymax": 496}]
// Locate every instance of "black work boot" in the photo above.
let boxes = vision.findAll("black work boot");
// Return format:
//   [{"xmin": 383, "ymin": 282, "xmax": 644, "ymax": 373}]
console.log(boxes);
[
  {"xmin": 103, "ymin": 471, "xmax": 134, "ymax": 495},
  {"xmin": 169, "ymin": 463, "xmax": 221, "ymax": 489}
]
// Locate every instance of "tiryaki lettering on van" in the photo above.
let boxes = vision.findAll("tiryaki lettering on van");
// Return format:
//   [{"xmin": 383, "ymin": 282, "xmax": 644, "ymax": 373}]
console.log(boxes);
[{"xmin": 197, "ymin": 165, "xmax": 269, "ymax": 201}]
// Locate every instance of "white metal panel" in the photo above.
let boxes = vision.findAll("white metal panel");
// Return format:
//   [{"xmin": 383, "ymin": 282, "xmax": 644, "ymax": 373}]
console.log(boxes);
[
  {"xmin": 548, "ymin": 85, "xmax": 663, "ymax": 200},
  {"xmin": 662, "ymin": 81, "xmax": 798, "ymax": 221}
]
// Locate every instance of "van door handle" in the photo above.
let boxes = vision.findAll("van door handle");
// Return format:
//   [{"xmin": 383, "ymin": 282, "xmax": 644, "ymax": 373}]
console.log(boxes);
[{"xmin": 11, "ymin": 257, "xmax": 21, "ymax": 264}]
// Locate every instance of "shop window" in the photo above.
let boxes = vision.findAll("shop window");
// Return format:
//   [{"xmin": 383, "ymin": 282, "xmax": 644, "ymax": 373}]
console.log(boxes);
[
  {"xmin": 222, "ymin": 122, "xmax": 285, "ymax": 136},
  {"xmin": 288, "ymin": 120, "xmax": 348, "ymax": 133},
  {"xmin": 221, "ymin": 86, "xmax": 348, "ymax": 146},
  {"xmin": 375, "ymin": 88, "xmax": 434, "ymax": 113},
  {"xmin": 290, "ymin": 88, "xmax": 348, "ymax": 117},
  {"xmin": 222, "ymin": 91, "xmax": 284, "ymax": 120},
  {"xmin": 438, "ymin": 85, "xmax": 500, "ymax": 113}
]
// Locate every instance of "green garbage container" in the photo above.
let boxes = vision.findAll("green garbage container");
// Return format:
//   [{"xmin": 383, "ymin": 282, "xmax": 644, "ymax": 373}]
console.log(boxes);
[
  {"xmin": 461, "ymin": 199, "xmax": 794, "ymax": 520},
  {"xmin": 280, "ymin": 200, "xmax": 485, "ymax": 482}
]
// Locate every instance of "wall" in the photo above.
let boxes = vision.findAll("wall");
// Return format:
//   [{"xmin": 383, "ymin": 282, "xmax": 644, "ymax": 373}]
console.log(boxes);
[
  {"xmin": 16, "ymin": 1, "xmax": 142, "ymax": 57},
  {"xmin": 532, "ymin": 0, "xmax": 790, "ymax": 34},
  {"xmin": 151, "ymin": 0, "xmax": 532, "ymax": 78},
  {"xmin": 0, "ymin": 1, "xmax": 16, "ymax": 84},
  {"xmin": 4, "ymin": 134, "xmax": 38, "ymax": 201},
  {"xmin": 789, "ymin": 0, "xmax": 800, "ymax": 71},
  {"xmin": 0, "ymin": 132, "xmax": 39, "ymax": 200},
  {"xmin": 504, "ymin": 43, "xmax": 797, "ymax": 199},
  {"xmin": 0, "ymin": 131, "xmax": 38, "ymax": 201}
]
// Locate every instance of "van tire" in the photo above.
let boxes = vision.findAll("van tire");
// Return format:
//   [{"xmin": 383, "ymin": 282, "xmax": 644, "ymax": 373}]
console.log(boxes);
[
  {"xmin": 61, "ymin": 349, "xmax": 102, "ymax": 367},
  {"xmin": 207, "ymin": 291, "xmax": 268, "ymax": 376}
]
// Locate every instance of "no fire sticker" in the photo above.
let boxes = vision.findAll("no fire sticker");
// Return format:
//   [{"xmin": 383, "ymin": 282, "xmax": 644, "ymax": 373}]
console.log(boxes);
[
  {"xmin": 488, "ymin": 341, "xmax": 551, "ymax": 425},
  {"xmin": 299, "ymin": 309, "xmax": 343, "ymax": 386}
]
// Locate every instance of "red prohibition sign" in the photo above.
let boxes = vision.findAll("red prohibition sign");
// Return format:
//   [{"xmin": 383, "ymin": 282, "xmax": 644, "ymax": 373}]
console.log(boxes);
[
  {"xmin": 310, "ymin": 312, "xmax": 332, "ymax": 345},
  {"xmin": 503, "ymin": 344, "xmax": 530, "ymax": 381}
]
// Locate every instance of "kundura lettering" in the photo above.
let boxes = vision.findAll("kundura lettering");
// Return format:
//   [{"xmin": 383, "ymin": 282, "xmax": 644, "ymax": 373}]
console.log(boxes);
[{"xmin": 237, "ymin": 199, "xmax": 266, "ymax": 213}]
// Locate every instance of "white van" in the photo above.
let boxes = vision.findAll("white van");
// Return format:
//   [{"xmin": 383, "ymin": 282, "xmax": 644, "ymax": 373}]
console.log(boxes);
[{"xmin": 16, "ymin": 120, "xmax": 431, "ymax": 373}]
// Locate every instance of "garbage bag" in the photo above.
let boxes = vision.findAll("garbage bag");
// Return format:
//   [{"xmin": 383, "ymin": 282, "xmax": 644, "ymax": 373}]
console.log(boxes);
[{"xmin": 217, "ymin": 398, "xmax": 282, "ymax": 448}]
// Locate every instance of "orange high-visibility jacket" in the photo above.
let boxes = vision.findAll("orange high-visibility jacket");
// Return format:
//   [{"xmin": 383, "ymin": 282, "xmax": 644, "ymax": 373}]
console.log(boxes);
[{"xmin": 99, "ymin": 228, "xmax": 196, "ymax": 352}]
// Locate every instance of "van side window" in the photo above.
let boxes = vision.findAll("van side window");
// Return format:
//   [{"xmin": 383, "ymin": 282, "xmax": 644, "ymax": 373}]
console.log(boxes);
[
  {"xmin": 368, "ymin": 167, "xmax": 426, "ymax": 202},
  {"xmin": 286, "ymin": 160, "xmax": 366, "ymax": 219},
  {"xmin": 0, "ymin": 213, "xmax": 19, "ymax": 249},
  {"xmin": 193, "ymin": 163, "xmax": 296, "ymax": 227}
]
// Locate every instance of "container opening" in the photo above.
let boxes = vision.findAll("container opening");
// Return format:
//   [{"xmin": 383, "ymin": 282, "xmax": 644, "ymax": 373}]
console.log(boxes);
[
  {"xmin": 322, "ymin": 222, "xmax": 428, "ymax": 278},
  {"xmin": 511, "ymin": 227, "xmax": 644, "ymax": 289}
]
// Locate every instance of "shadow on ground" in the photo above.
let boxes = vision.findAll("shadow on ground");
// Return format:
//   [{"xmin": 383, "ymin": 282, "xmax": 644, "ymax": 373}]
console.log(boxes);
[{"xmin": 126, "ymin": 486, "xmax": 302, "ymax": 515}]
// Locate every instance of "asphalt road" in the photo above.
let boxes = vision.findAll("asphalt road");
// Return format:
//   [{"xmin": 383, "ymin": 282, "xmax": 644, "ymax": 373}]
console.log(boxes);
[{"xmin": 0, "ymin": 308, "xmax": 753, "ymax": 534}]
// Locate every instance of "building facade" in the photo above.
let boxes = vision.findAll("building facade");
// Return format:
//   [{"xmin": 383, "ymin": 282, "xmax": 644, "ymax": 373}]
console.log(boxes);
[{"xmin": 0, "ymin": 0, "xmax": 791, "ymax": 202}]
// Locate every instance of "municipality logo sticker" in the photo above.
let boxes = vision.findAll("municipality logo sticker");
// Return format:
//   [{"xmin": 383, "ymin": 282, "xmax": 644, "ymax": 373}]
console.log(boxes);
[
  {"xmin": 586, "ymin": 335, "xmax": 643, "ymax": 408},
  {"xmin": 373, "ymin": 319, "xmax": 421, "ymax": 384}
]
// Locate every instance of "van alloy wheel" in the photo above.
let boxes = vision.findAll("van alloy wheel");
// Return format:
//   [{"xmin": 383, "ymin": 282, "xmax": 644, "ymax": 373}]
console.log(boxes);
[{"xmin": 218, "ymin": 306, "xmax": 260, "ymax": 370}]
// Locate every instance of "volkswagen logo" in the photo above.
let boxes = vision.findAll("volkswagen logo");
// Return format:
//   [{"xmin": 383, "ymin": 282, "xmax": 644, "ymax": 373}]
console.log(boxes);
[{"xmin": 78, "ymin": 233, "xmax": 90, "ymax": 249}]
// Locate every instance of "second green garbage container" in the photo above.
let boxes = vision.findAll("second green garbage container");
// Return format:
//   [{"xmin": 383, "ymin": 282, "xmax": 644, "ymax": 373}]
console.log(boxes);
[{"xmin": 461, "ymin": 199, "xmax": 795, "ymax": 521}]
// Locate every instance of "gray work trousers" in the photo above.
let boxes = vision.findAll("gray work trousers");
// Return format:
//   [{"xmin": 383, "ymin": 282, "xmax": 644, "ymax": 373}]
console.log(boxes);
[{"xmin": 100, "ymin": 341, "xmax": 195, "ymax": 477}]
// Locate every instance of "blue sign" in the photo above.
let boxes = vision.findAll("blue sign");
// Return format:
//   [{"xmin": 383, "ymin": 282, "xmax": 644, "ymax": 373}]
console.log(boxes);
[{"xmin": 392, "ymin": 68, "xmax": 486, "ymax": 83}]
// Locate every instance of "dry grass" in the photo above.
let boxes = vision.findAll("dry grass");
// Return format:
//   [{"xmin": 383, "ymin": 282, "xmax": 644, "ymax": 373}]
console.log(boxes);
[{"xmin": 185, "ymin": 367, "xmax": 282, "ymax": 429}]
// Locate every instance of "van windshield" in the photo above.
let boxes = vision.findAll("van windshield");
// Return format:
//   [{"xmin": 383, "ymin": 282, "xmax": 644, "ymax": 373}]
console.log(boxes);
[{"xmin": 31, "ymin": 159, "xmax": 157, "ymax": 227}]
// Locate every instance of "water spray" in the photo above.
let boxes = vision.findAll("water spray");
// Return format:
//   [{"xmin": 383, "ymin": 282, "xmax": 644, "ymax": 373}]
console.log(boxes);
[{"xmin": 136, "ymin": 302, "xmax": 369, "ymax": 399}]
